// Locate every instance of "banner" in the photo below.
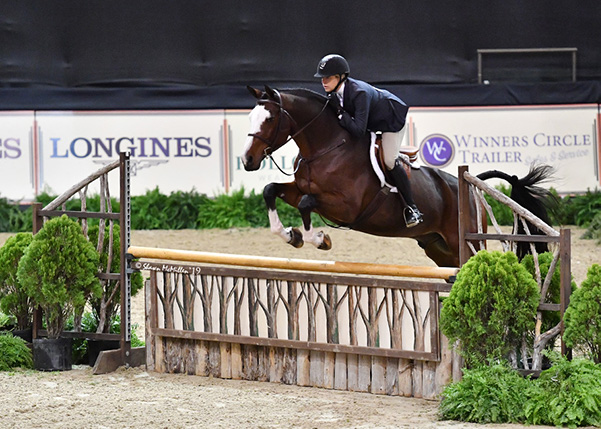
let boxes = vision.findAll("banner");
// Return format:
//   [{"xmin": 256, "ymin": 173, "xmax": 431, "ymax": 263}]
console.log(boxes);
[
  {"xmin": 0, "ymin": 111, "xmax": 36, "ymax": 200},
  {"xmin": 0, "ymin": 105, "xmax": 598, "ymax": 202},
  {"xmin": 409, "ymin": 104, "xmax": 600, "ymax": 193},
  {"xmin": 34, "ymin": 111, "xmax": 226, "ymax": 198}
]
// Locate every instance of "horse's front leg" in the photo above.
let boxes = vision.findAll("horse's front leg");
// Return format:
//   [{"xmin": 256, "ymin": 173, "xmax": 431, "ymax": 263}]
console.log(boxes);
[
  {"xmin": 298, "ymin": 194, "xmax": 332, "ymax": 250},
  {"xmin": 263, "ymin": 182, "xmax": 304, "ymax": 248}
]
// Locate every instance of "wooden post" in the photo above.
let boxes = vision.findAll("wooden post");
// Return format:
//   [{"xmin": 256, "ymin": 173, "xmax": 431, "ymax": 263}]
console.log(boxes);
[
  {"xmin": 457, "ymin": 165, "xmax": 471, "ymax": 266},
  {"xmin": 560, "ymin": 228, "xmax": 572, "ymax": 357},
  {"xmin": 31, "ymin": 202, "xmax": 43, "ymax": 340}
]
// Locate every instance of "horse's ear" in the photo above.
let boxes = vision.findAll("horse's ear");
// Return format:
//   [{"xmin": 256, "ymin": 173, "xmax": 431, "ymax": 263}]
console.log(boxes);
[
  {"xmin": 264, "ymin": 85, "xmax": 281, "ymax": 103},
  {"xmin": 247, "ymin": 86, "xmax": 263, "ymax": 99},
  {"xmin": 264, "ymin": 85, "xmax": 275, "ymax": 98}
]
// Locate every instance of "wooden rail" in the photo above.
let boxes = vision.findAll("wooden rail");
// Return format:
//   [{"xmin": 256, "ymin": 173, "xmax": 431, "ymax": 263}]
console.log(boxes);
[{"xmin": 128, "ymin": 246, "xmax": 459, "ymax": 280}]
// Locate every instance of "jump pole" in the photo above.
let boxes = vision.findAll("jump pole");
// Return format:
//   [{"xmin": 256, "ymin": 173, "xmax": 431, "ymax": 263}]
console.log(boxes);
[{"xmin": 128, "ymin": 246, "xmax": 458, "ymax": 280}]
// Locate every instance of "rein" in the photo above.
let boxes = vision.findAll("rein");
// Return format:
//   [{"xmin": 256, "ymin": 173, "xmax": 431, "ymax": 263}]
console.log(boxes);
[{"xmin": 248, "ymin": 97, "xmax": 333, "ymax": 176}]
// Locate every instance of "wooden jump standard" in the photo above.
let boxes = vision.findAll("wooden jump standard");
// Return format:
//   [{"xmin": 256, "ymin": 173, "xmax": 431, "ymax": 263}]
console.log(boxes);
[{"xmin": 127, "ymin": 246, "xmax": 458, "ymax": 280}]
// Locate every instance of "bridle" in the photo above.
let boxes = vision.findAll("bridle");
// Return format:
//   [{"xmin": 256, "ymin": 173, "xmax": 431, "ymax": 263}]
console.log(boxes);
[{"xmin": 247, "ymin": 91, "xmax": 331, "ymax": 174}]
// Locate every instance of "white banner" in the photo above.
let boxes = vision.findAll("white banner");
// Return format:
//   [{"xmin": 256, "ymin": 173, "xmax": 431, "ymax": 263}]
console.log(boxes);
[
  {"xmin": 35, "ymin": 111, "xmax": 226, "ymax": 197},
  {"xmin": 0, "ymin": 106, "xmax": 599, "ymax": 202},
  {"xmin": 408, "ymin": 104, "xmax": 600, "ymax": 193},
  {"xmin": 0, "ymin": 111, "xmax": 36, "ymax": 201}
]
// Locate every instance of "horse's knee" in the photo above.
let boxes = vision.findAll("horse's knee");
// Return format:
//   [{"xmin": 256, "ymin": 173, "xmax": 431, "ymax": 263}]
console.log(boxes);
[
  {"xmin": 298, "ymin": 194, "xmax": 317, "ymax": 212},
  {"xmin": 263, "ymin": 183, "xmax": 278, "ymax": 209}
]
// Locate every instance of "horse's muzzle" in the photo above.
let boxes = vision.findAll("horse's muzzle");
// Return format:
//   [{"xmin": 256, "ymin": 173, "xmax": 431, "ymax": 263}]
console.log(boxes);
[{"xmin": 242, "ymin": 154, "xmax": 260, "ymax": 171}]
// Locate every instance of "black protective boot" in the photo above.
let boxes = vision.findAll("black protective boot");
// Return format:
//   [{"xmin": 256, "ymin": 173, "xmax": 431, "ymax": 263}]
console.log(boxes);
[
  {"xmin": 388, "ymin": 159, "xmax": 424, "ymax": 228},
  {"xmin": 404, "ymin": 204, "xmax": 423, "ymax": 228}
]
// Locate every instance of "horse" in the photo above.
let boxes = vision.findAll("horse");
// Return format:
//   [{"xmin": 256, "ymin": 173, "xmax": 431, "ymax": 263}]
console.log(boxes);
[{"xmin": 242, "ymin": 85, "xmax": 555, "ymax": 267}]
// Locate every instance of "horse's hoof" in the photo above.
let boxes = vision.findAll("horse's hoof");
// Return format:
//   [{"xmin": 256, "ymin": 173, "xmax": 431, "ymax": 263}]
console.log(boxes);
[
  {"xmin": 317, "ymin": 232, "xmax": 332, "ymax": 250},
  {"xmin": 288, "ymin": 227, "xmax": 304, "ymax": 248}
]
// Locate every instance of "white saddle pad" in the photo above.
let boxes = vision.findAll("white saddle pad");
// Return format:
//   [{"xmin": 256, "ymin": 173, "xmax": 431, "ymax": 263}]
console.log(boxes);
[{"xmin": 369, "ymin": 132, "xmax": 420, "ymax": 193}]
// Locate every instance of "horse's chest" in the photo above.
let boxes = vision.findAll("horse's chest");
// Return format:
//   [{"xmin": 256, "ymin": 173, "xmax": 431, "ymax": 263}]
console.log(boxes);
[{"xmin": 295, "ymin": 173, "xmax": 331, "ymax": 196}]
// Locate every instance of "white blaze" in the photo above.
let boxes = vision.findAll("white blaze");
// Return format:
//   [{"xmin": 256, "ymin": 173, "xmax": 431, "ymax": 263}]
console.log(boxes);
[{"xmin": 243, "ymin": 105, "xmax": 271, "ymax": 164}]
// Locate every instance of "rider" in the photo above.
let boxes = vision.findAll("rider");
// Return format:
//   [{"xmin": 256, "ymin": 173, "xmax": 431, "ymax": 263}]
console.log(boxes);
[{"xmin": 314, "ymin": 54, "xmax": 423, "ymax": 228}]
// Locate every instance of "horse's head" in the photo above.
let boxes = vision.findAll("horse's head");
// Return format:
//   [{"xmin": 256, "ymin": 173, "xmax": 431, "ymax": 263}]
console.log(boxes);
[{"xmin": 242, "ymin": 85, "xmax": 295, "ymax": 171}]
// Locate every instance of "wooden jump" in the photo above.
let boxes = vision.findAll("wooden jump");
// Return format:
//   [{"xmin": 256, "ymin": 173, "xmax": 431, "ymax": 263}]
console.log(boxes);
[{"xmin": 127, "ymin": 246, "xmax": 458, "ymax": 280}]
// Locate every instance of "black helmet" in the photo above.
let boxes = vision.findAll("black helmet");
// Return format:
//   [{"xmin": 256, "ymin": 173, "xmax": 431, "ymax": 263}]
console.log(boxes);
[{"xmin": 314, "ymin": 54, "xmax": 350, "ymax": 78}]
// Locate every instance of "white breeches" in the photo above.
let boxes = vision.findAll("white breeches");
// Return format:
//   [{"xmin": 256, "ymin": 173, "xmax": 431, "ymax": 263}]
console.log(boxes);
[{"xmin": 381, "ymin": 127, "xmax": 407, "ymax": 170}]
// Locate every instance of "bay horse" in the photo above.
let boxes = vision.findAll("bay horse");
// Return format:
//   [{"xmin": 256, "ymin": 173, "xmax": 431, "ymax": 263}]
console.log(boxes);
[{"xmin": 242, "ymin": 85, "xmax": 554, "ymax": 267}]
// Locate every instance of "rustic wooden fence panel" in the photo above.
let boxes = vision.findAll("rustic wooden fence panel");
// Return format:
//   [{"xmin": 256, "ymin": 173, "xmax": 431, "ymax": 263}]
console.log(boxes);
[{"xmin": 135, "ymin": 258, "xmax": 458, "ymax": 399}]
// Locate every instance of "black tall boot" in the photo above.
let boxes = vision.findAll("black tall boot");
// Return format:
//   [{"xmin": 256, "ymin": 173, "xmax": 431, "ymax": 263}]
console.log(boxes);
[{"xmin": 388, "ymin": 158, "xmax": 423, "ymax": 228}]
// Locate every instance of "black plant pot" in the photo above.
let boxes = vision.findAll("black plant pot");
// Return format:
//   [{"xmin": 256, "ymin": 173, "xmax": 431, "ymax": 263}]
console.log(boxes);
[
  {"xmin": 33, "ymin": 337, "xmax": 73, "ymax": 371},
  {"xmin": 11, "ymin": 327, "xmax": 33, "ymax": 343},
  {"xmin": 88, "ymin": 339, "xmax": 120, "ymax": 366}
]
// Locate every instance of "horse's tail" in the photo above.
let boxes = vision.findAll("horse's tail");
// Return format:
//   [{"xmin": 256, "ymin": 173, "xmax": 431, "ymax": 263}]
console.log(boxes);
[{"xmin": 477, "ymin": 164, "xmax": 557, "ymax": 259}]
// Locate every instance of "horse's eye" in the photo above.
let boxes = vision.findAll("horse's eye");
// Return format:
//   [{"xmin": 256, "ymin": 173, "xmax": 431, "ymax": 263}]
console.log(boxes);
[{"xmin": 266, "ymin": 117, "xmax": 275, "ymax": 123}]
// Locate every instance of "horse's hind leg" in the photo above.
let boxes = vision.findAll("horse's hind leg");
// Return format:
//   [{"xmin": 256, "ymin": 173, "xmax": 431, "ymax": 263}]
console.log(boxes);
[
  {"xmin": 263, "ymin": 182, "xmax": 304, "ymax": 248},
  {"xmin": 298, "ymin": 194, "xmax": 332, "ymax": 250},
  {"xmin": 417, "ymin": 233, "xmax": 460, "ymax": 268}
]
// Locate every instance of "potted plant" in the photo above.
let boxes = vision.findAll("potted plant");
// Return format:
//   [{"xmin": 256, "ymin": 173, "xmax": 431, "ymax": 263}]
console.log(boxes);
[
  {"xmin": 17, "ymin": 215, "xmax": 101, "ymax": 371},
  {"xmin": 86, "ymin": 224, "xmax": 143, "ymax": 365},
  {"xmin": 0, "ymin": 232, "xmax": 34, "ymax": 342}
]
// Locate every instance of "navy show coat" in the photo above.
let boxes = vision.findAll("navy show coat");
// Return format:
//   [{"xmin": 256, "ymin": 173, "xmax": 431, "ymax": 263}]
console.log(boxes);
[{"xmin": 338, "ymin": 77, "xmax": 409, "ymax": 137}]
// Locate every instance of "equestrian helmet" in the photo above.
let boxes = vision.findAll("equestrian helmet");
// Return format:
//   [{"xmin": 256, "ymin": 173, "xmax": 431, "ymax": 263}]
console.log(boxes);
[{"xmin": 314, "ymin": 54, "xmax": 350, "ymax": 78}]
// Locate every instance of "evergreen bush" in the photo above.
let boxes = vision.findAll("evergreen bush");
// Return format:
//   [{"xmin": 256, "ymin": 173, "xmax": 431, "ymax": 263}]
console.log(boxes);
[
  {"xmin": 440, "ymin": 250, "xmax": 539, "ymax": 366},
  {"xmin": 17, "ymin": 215, "xmax": 102, "ymax": 338},
  {"xmin": 0, "ymin": 333, "xmax": 33, "ymax": 370},
  {"xmin": 563, "ymin": 264, "xmax": 601, "ymax": 363},
  {"xmin": 0, "ymin": 233, "xmax": 34, "ymax": 330}
]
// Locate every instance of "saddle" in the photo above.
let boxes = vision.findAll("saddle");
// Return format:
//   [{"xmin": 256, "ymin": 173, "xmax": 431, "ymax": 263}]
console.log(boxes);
[{"xmin": 370, "ymin": 133, "xmax": 419, "ymax": 193}]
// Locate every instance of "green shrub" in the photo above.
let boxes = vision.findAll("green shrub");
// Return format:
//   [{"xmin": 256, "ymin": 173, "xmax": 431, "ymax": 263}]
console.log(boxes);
[
  {"xmin": 0, "ymin": 233, "xmax": 34, "ymax": 330},
  {"xmin": 582, "ymin": 211, "xmax": 601, "ymax": 244},
  {"xmin": 525, "ymin": 354, "xmax": 601, "ymax": 427},
  {"xmin": 551, "ymin": 188, "xmax": 601, "ymax": 226},
  {"xmin": 0, "ymin": 197, "xmax": 30, "ymax": 232},
  {"xmin": 440, "ymin": 362, "xmax": 529, "ymax": 423},
  {"xmin": 440, "ymin": 356, "xmax": 601, "ymax": 428},
  {"xmin": 564, "ymin": 264, "xmax": 601, "ymax": 363},
  {"xmin": 197, "ymin": 188, "xmax": 254, "ymax": 229},
  {"xmin": 17, "ymin": 215, "xmax": 102, "ymax": 338},
  {"xmin": 131, "ymin": 187, "xmax": 206, "ymax": 230},
  {"xmin": 0, "ymin": 311, "xmax": 17, "ymax": 329},
  {"xmin": 0, "ymin": 333, "xmax": 33, "ymax": 370},
  {"xmin": 440, "ymin": 250, "xmax": 540, "ymax": 366}
]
